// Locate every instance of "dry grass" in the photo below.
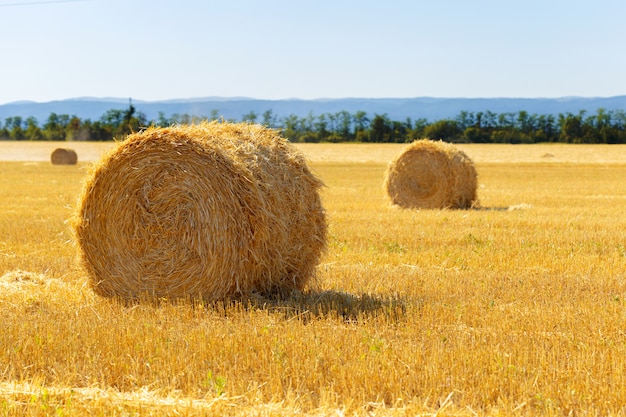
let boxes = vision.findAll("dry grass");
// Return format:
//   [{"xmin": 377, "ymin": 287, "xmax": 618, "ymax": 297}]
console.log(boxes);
[
  {"xmin": 1, "ymin": 143, "xmax": 626, "ymax": 416},
  {"xmin": 73, "ymin": 122, "xmax": 326, "ymax": 300}
]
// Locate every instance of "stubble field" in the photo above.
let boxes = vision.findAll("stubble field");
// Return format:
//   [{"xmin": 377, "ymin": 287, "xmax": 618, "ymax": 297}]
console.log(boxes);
[{"xmin": 1, "ymin": 141, "xmax": 625, "ymax": 416}]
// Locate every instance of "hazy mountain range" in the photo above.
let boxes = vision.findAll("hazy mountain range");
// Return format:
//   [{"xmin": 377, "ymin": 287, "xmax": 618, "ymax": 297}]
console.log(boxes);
[{"xmin": 2, "ymin": 96, "xmax": 626, "ymax": 123}]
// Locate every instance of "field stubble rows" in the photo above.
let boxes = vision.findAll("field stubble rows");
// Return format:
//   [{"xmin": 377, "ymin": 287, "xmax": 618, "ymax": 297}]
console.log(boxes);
[{"xmin": 0, "ymin": 142, "xmax": 625, "ymax": 416}]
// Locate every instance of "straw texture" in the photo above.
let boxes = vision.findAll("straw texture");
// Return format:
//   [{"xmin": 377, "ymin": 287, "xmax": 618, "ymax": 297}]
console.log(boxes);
[
  {"xmin": 383, "ymin": 139, "xmax": 478, "ymax": 209},
  {"xmin": 73, "ymin": 122, "xmax": 327, "ymax": 300},
  {"xmin": 51, "ymin": 148, "xmax": 78, "ymax": 165}
]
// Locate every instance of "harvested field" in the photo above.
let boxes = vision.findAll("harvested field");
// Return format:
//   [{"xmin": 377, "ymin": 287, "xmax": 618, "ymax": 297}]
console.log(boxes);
[
  {"xmin": 1, "ymin": 141, "xmax": 626, "ymax": 416},
  {"xmin": 3, "ymin": 140, "xmax": 626, "ymax": 163}
]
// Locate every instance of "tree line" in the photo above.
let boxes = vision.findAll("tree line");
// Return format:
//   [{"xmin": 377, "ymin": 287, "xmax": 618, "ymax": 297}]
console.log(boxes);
[{"xmin": 1, "ymin": 104, "xmax": 626, "ymax": 144}]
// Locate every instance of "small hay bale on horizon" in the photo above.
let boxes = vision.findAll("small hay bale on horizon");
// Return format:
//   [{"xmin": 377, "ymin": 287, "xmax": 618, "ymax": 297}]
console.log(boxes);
[
  {"xmin": 73, "ymin": 121, "xmax": 327, "ymax": 301},
  {"xmin": 383, "ymin": 139, "xmax": 478, "ymax": 209},
  {"xmin": 51, "ymin": 148, "xmax": 78, "ymax": 165}
]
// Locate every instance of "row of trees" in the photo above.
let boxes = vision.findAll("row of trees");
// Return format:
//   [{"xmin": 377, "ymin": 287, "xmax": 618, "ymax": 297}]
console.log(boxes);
[
  {"xmin": 2, "ymin": 105, "xmax": 626, "ymax": 144},
  {"xmin": 0, "ymin": 105, "xmax": 145, "ymax": 142}
]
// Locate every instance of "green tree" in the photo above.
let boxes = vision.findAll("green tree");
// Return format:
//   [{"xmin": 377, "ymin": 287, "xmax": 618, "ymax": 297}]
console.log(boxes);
[
  {"xmin": 5, "ymin": 116, "xmax": 25, "ymax": 140},
  {"xmin": 242, "ymin": 110, "xmax": 258, "ymax": 123},
  {"xmin": 120, "ymin": 102, "xmax": 146, "ymax": 135},
  {"xmin": 262, "ymin": 109, "xmax": 276, "ymax": 128},
  {"xmin": 389, "ymin": 120, "xmax": 408, "ymax": 143},
  {"xmin": 327, "ymin": 113, "xmax": 337, "ymax": 136},
  {"xmin": 43, "ymin": 113, "xmax": 70, "ymax": 141},
  {"xmin": 463, "ymin": 126, "xmax": 490, "ymax": 143},
  {"xmin": 409, "ymin": 118, "xmax": 428, "ymax": 140},
  {"xmin": 491, "ymin": 129, "xmax": 519, "ymax": 143},
  {"xmin": 281, "ymin": 114, "xmax": 302, "ymax": 142},
  {"xmin": 66, "ymin": 116, "xmax": 90, "ymax": 141},
  {"xmin": 157, "ymin": 112, "xmax": 170, "ymax": 127},
  {"xmin": 609, "ymin": 110, "xmax": 626, "ymax": 143},
  {"xmin": 497, "ymin": 112, "xmax": 516, "ymax": 130},
  {"xmin": 336, "ymin": 110, "xmax": 352, "ymax": 140},
  {"xmin": 101, "ymin": 109, "xmax": 124, "ymax": 127},
  {"xmin": 207, "ymin": 109, "xmax": 220, "ymax": 121},
  {"xmin": 516, "ymin": 111, "xmax": 536, "ymax": 134},
  {"xmin": 536, "ymin": 114, "xmax": 557, "ymax": 142},
  {"xmin": 423, "ymin": 119, "xmax": 461, "ymax": 141},
  {"xmin": 559, "ymin": 111, "xmax": 585, "ymax": 143},
  {"xmin": 84, "ymin": 120, "xmax": 112, "ymax": 141},
  {"xmin": 315, "ymin": 114, "xmax": 330, "ymax": 141},
  {"xmin": 369, "ymin": 114, "xmax": 391, "ymax": 142},
  {"xmin": 24, "ymin": 117, "xmax": 43, "ymax": 141},
  {"xmin": 303, "ymin": 112, "xmax": 316, "ymax": 134},
  {"xmin": 353, "ymin": 111, "xmax": 369, "ymax": 138},
  {"xmin": 456, "ymin": 111, "xmax": 475, "ymax": 130}
]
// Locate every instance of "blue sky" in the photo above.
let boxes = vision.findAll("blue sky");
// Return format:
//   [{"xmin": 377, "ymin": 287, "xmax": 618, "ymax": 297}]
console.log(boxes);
[{"xmin": 1, "ymin": 0, "xmax": 625, "ymax": 104}]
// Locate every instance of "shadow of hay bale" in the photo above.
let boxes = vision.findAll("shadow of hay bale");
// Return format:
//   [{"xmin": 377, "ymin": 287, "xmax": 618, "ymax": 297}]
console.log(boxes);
[
  {"xmin": 471, "ymin": 203, "xmax": 533, "ymax": 212},
  {"xmin": 112, "ymin": 289, "xmax": 410, "ymax": 323},
  {"xmin": 244, "ymin": 289, "xmax": 409, "ymax": 323}
]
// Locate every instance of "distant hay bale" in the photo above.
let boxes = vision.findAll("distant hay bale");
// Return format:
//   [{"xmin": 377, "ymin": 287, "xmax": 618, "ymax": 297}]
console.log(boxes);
[
  {"xmin": 383, "ymin": 139, "xmax": 478, "ymax": 209},
  {"xmin": 73, "ymin": 121, "xmax": 327, "ymax": 301},
  {"xmin": 51, "ymin": 148, "xmax": 78, "ymax": 165}
]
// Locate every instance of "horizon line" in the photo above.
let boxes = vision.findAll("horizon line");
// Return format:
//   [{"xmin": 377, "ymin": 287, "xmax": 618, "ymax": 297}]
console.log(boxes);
[{"xmin": 3, "ymin": 94, "xmax": 626, "ymax": 106}]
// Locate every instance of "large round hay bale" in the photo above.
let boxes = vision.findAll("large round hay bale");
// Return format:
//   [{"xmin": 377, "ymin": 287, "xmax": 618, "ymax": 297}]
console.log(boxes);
[
  {"xmin": 51, "ymin": 148, "xmax": 78, "ymax": 165},
  {"xmin": 73, "ymin": 121, "xmax": 327, "ymax": 300},
  {"xmin": 383, "ymin": 139, "xmax": 478, "ymax": 209}
]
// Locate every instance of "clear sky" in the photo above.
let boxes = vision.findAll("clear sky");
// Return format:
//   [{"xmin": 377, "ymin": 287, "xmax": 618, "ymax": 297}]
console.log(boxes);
[{"xmin": 1, "ymin": 0, "xmax": 625, "ymax": 104}]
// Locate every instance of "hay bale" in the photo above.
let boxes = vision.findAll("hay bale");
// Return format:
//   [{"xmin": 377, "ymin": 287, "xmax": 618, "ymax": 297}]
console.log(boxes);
[
  {"xmin": 51, "ymin": 148, "xmax": 78, "ymax": 165},
  {"xmin": 73, "ymin": 121, "xmax": 327, "ymax": 300},
  {"xmin": 383, "ymin": 139, "xmax": 478, "ymax": 209}
]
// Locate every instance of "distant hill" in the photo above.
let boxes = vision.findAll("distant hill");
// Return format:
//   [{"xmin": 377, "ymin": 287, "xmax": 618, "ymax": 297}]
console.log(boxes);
[{"xmin": 1, "ymin": 96, "xmax": 625, "ymax": 123}]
